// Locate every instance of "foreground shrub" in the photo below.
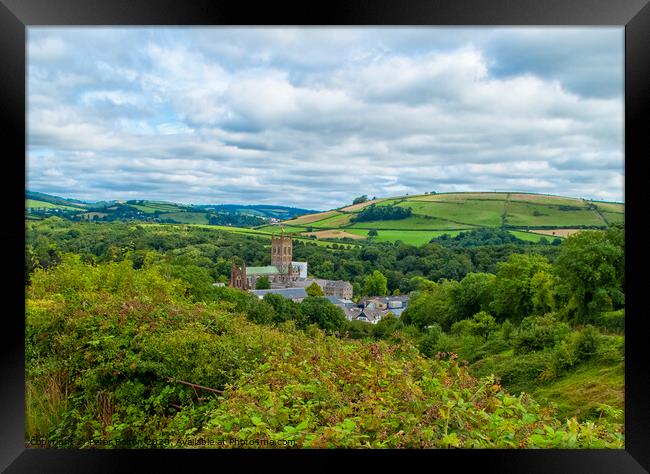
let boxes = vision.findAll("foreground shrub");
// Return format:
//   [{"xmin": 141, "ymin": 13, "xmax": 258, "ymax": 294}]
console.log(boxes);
[{"xmin": 26, "ymin": 259, "xmax": 623, "ymax": 449}]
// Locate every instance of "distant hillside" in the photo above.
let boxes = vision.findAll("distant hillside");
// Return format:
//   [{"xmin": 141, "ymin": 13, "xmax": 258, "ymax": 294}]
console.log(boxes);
[
  {"xmin": 266, "ymin": 192, "xmax": 624, "ymax": 246},
  {"xmin": 25, "ymin": 191, "xmax": 317, "ymax": 227},
  {"xmin": 26, "ymin": 191, "xmax": 90, "ymax": 208}
]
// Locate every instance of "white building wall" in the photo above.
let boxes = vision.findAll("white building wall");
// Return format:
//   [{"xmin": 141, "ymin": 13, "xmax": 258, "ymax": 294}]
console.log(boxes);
[{"xmin": 291, "ymin": 261, "xmax": 308, "ymax": 279}]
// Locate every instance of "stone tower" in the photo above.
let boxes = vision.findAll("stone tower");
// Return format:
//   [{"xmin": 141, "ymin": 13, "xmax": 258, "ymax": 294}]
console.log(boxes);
[
  {"xmin": 229, "ymin": 259, "xmax": 248, "ymax": 290},
  {"xmin": 271, "ymin": 230, "xmax": 293, "ymax": 277}
]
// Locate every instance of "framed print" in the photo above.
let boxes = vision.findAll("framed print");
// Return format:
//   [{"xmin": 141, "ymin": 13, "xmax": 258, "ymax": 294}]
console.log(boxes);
[{"xmin": 1, "ymin": 0, "xmax": 648, "ymax": 472}]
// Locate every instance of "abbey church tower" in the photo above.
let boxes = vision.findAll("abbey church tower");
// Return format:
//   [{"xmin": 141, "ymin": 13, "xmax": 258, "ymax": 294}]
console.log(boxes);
[{"xmin": 271, "ymin": 230, "xmax": 292, "ymax": 275}]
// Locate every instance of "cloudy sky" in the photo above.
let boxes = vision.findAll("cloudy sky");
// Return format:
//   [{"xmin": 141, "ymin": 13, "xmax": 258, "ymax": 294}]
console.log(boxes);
[{"xmin": 27, "ymin": 27, "xmax": 624, "ymax": 210}]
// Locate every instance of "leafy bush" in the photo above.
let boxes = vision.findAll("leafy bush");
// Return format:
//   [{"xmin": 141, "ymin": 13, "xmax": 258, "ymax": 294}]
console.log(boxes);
[
  {"xmin": 25, "ymin": 235, "xmax": 625, "ymax": 449},
  {"xmin": 542, "ymin": 325, "xmax": 601, "ymax": 381},
  {"xmin": 512, "ymin": 313, "xmax": 570, "ymax": 355},
  {"xmin": 596, "ymin": 309, "xmax": 624, "ymax": 332}
]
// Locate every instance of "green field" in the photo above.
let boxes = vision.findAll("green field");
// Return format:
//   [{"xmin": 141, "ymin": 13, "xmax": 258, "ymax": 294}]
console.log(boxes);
[
  {"xmin": 593, "ymin": 201, "xmax": 625, "ymax": 213},
  {"xmin": 505, "ymin": 202, "xmax": 604, "ymax": 227},
  {"xmin": 399, "ymin": 200, "xmax": 504, "ymax": 226},
  {"xmin": 274, "ymin": 192, "xmax": 623, "ymax": 247},
  {"xmin": 529, "ymin": 359, "xmax": 624, "ymax": 422},
  {"xmin": 601, "ymin": 211, "xmax": 624, "ymax": 224},
  {"xmin": 348, "ymin": 215, "xmax": 473, "ymax": 230},
  {"xmin": 128, "ymin": 204, "xmax": 158, "ymax": 213},
  {"xmin": 142, "ymin": 201, "xmax": 183, "ymax": 211},
  {"xmin": 309, "ymin": 212, "xmax": 354, "ymax": 227},
  {"xmin": 159, "ymin": 212, "xmax": 210, "ymax": 224},
  {"xmin": 508, "ymin": 230, "xmax": 557, "ymax": 242},
  {"xmin": 347, "ymin": 229, "xmax": 464, "ymax": 245},
  {"xmin": 26, "ymin": 199, "xmax": 81, "ymax": 211}
]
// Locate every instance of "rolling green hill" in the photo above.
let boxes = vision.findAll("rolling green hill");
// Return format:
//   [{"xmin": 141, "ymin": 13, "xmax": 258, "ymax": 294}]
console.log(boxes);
[
  {"xmin": 276, "ymin": 192, "xmax": 624, "ymax": 245},
  {"xmin": 25, "ymin": 192, "xmax": 317, "ymax": 227}
]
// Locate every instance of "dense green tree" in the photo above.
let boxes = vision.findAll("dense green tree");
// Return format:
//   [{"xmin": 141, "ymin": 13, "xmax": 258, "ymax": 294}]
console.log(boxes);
[
  {"xmin": 490, "ymin": 254, "xmax": 553, "ymax": 322},
  {"xmin": 261, "ymin": 293, "xmax": 302, "ymax": 324},
  {"xmin": 401, "ymin": 279, "xmax": 461, "ymax": 330},
  {"xmin": 305, "ymin": 282, "xmax": 325, "ymax": 297},
  {"xmin": 512, "ymin": 313, "xmax": 570, "ymax": 354},
  {"xmin": 368, "ymin": 229, "xmax": 378, "ymax": 237},
  {"xmin": 352, "ymin": 195, "xmax": 369, "ymax": 205},
  {"xmin": 165, "ymin": 263, "xmax": 215, "ymax": 302},
  {"xmin": 466, "ymin": 311, "xmax": 498, "ymax": 342},
  {"xmin": 299, "ymin": 297, "xmax": 347, "ymax": 332},
  {"xmin": 450, "ymin": 272, "xmax": 496, "ymax": 321},
  {"xmin": 255, "ymin": 276, "xmax": 271, "ymax": 290},
  {"xmin": 554, "ymin": 227, "xmax": 624, "ymax": 322},
  {"xmin": 530, "ymin": 271, "xmax": 556, "ymax": 315},
  {"xmin": 351, "ymin": 204, "xmax": 412, "ymax": 223},
  {"xmin": 363, "ymin": 270, "xmax": 388, "ymax": 296}
]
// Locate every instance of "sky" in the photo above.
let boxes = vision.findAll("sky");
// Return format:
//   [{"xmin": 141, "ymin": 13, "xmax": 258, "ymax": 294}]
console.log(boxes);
[{"xmin": 27, "ymin": 27, "xmax": 624, "ymax": 210}]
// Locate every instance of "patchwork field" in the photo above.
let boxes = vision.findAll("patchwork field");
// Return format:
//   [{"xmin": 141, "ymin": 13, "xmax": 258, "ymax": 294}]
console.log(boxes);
[
  {"xmin": 144, "ymin": 223, "xmax": 359, "ymax": 249},
  {"xmin": 348, "ymin": 215, "xmax": 473, "ymax": 230},
  {"xmin": 284, "ymin": 210, "xmax": 340, "ymax": 225},
  {"xmin": 346, "ymin": 229, "xmax": 465, "ymax": 245},
  {"xmin": 339, "ymin": 198, "xmax": 388, "ymax": 212},
  {"xmin": 309, "ymin": 213, "xmax": 354, "ymax": 228},
  {"xmin": 276, "ymin": 192, "xmax": 623, "ymax": 245}
]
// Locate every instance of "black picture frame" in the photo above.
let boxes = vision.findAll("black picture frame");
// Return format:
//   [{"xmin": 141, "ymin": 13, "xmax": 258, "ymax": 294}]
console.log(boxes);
[{"xmin": 1, "ymin": 0, "xmax": 648, "ymax": 472}]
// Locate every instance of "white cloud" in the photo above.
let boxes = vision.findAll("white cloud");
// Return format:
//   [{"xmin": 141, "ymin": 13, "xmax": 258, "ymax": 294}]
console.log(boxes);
[{"xmin": 26, "ymin": 28, "xmax": 624, "ymax": 209}]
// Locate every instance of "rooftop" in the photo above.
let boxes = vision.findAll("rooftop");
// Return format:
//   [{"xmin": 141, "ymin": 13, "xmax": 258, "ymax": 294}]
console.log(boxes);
[
  {"xmin": 251, "ymin": 288, "xmax": 308, "ymax": 299},
  {"xmin": 246, "ymin": 266, "xmax": 280, "ymax": 275}
]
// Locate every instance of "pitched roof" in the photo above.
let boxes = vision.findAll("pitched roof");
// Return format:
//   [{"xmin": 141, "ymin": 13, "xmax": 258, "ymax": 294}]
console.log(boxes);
[
  {"xmin": 324, "ymin": 280, "xmax": 352, "ymax": 288},
  {"xmin": 246, "ymin": 266, "xmax": 280, "ymax": 275},
  {"xmin": 361, "ymin": 308, "xmax": 384, "ymax": 322},
  {"xmin": 251, "ymin": 288, "xmax": 307, "ymax": 299}
]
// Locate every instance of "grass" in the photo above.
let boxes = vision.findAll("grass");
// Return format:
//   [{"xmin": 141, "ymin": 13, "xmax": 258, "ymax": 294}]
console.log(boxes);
[
  {"xmin": 309, "ymin": 213, "xmax": 354, "ymax": 228},
  {"xmin": 139, "ymin": 201, "xmax": 183, "ymax": 211},
  {"xmin": 408, "ymin": 192, "xmax": 511, "ymax": 202},
  {"xmin": 128, "ymin": 204, "xmax": 158, "ymax": 213},
  {"xmin": 505, "ymin": 202, "xmax": 605, "ymax": 227},
  {"xmin": 399, "ymin": 200, "xmax": 504, "ymax": 226},
  {"xmin": 601, "ymin": 211, "xmax": 624, "ymax": 224},
  {"xmin": 508, "ymin": 230, "xmax": 558, "ymax": 242},
  {"xmin": 26, "ymin": 372, "xmax": 69, "ymax": 439},
  {"xmin": 348, "ymin": 215, "xmax": 473, "ymax": 230},
  {"xmin": 593, "ymin": 201, "xmax": 625, "ymax": 213},
  {"xmin": 159, "ymin": 212, "xmax": 210, "ymax": 224},
  {"xmin": 338, "ymin": 198, "xmax": 388, "ymax": 212},
  {"xmin": 530, "ymin": 360, "xmax": 624, "ymax": 423},
  {"xmin": 283, "ymin": 210, "xmax": 339, "ymax": 225},
  {"xmin": 275, "ymin": 192, "xmax": 625, "ymax": 247},
  {"xmin": 508, "ymin": 193, "xmax": 587, "ymax": 207},
  {"xmin": 346, "ymin": 229, "xmax": 465, "ymax": 245},
  {"xmin": 26, "ymin": 199, "xmax": 81, "ymax": 211}
]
